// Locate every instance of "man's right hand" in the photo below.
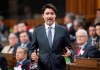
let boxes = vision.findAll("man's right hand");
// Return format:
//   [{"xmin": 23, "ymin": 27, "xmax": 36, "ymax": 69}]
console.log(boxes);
[{"xmin": 31, "ymin": 50, "xmax": 39, "ymax": 63}]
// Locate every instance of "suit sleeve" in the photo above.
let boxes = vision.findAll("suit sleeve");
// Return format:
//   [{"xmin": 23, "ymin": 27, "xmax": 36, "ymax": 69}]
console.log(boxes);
[
  {"xmin": 29, "ymin": 28, "xmax": 38, "ymax": 56},
  {"xmin": 64, "ymin": 29, "xmax": 72, "ymax": 49}
]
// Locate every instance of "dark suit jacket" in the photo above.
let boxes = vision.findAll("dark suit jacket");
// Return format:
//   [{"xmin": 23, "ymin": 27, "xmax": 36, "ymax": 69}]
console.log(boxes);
[
  {"xmin": 30, "ymin": 24, "xmax": 72, "ymax": 70},
  {"xmin": 0, "ymin": 53, "xmax": 8, "ymax": 70},
  {"xmin": 16, "ymin": 59, "xmax": 31, "ymax": 70},
  {"xmin": 15, "ymin": 31, "xmax": 32, "ymax": 42},
  {"xmin": 71, "ymin": 43, "xmax": 98, "ymax": 62},
  {"xmin": 13, "ymin": 42, "xmax": 31, "ymax": 55}
]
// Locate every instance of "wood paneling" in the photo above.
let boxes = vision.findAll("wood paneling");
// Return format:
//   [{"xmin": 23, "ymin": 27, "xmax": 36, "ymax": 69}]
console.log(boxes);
[
  {"xmin": 66, "ymin": 0, "xmax": 97, "ymax": 20},
  {"xmin": 4, "ymin": 18, "xmax": 64, "ymax": 28}
]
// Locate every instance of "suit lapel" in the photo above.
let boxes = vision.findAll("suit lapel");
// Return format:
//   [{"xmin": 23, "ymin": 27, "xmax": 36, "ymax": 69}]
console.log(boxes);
[
  {"xmin": 41, "ymin": 25, "xmax": 51, "ymax": 49},
  {"xmin": 52, "ymin": 24, "xmax": 59, "ymax": 50},
  {"xmin": 79, "ymin": 43, "xmax": 88, "ymax": 56}
]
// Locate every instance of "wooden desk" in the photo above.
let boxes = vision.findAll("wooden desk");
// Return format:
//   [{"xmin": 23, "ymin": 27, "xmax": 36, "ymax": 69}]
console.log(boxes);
[
  {"xmin": 67, "ymin": 58, "xmax": 100, "ymax": 70},
  {"xmin": 2, "ymin": 53, "xmax": 17, "ymax": 68}
]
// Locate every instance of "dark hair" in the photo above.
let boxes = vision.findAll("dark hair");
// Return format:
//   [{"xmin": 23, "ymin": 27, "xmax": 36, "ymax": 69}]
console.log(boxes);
[
  {"xmin": 97, "ymin": 9, "xmax": 100, "ymax": 11},
  {"xmin": 16, "ymin": 19, "xmax": 27, "ymax": 26},
  {"xmin": 42, "ymin": 3, "xmax": 57, "ymax": 14},
  {"xmin": 19, "ymin": 31, "xmax": 29, "ymax": 37},
  {"xmin": 95, "ymin": 22, "xmax": 100, "ymax": 27},
  {"xmin": 89, "ymin": 24, "xmax": 95, "ymax": 28},
  {"xmin": 65, "ymin": 12, "xmax": 75, "ymax": 22}
]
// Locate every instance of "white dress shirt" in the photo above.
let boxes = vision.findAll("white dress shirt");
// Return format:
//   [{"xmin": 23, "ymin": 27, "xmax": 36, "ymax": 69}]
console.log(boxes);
[
  {"xmin": 45, "ymin": 23, "xmax": 55, "ymax": 43},
  {"xmin": 79, "ymin": 42, "xmax": 87, "ymax": 55}
]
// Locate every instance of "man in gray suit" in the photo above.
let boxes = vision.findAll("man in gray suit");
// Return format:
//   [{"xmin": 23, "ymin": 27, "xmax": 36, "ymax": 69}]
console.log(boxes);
[{"xmin": 30, "ymin": 4, "xmax": 72, "ymax": 70}]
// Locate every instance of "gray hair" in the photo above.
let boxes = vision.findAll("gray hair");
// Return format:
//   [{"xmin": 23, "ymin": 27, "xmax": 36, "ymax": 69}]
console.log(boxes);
[
  {"xmin": 65, "ymin": 12, "xmax": 75, "ymax": 21},
  {"xmin": 8, "ymin": 33, "xmax": 17, "ymax": 39},
  {"xmin": 17, "ymin": 46, "xmax": 28, "ymax": 53},
  {"xmin": 74, "ymin": 18, "xmax": 85, "ymax": 24},
  {"xmin": 76, "ymin": 29, "xmax": 88, "ymax": 36}
]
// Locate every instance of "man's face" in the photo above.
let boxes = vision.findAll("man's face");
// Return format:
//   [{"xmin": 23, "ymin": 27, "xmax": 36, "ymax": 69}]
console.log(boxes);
[
  {"xmin": 13, "ymin": 25, "xmax": 18, "ymax": 33},
  {"xmin": 64, "ymin": 16, "xmax": 71, "ymax": 24},
  {"xmin": 20, "ymin": 32, "xmax": 29, "ymax": 43},
  {"xmin": 9, "ymin": 35, "xmax": 18, "ymax": 46},
  {"xmin": 73, "ymin": 21, "xmax": 78, "ymax": 30},
  {"xmin": 42, "ymin": 8, "xmax": 56, "ymax": 26},
  {"xmin": 16, "ymin": 48, "xmax": 27, "ymax": 61},
  {"xmin": 18, "ymin": 23, "xmax": 26, "ymax": 32},
  {"xmin": 96, "ymin": 26, "xmax": 100, "ymax": 36},
  {"xmin": 89, "ymin": 27, "xmax": 96, "ymax": 37},
  {"xmin": 76, "ymin": 32, "xmax": 88, "ymax": 45}
]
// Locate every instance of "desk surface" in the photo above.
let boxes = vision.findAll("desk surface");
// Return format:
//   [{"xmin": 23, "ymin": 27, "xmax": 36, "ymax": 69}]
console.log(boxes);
[
  {"xmin": 2, "ymin": 53, "xmax": 17, "ymax": 68},
  {"xmin": 67, "ymin": 58, "xmax": 100, "ymax": 70}
]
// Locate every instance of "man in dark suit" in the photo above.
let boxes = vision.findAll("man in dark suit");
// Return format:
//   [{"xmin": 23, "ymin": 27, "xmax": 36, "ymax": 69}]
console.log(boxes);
[
  {"xmin": 71, "ymin": 29, "xmax": 98, "ymax": 62},
  {"xmin": 15, "ymin": 47, "xmax": 31, "ymax": 70},
  {"xmin": 88, "ymin": 24, "xmax": 97, "ymax": 46},
  {"xmin": 13, "ymin": 31, "xmax": 31, "ymax": 55},
  {"xmin": 30, "ymin": 4, "xmax": 72, "ymax": 70}
]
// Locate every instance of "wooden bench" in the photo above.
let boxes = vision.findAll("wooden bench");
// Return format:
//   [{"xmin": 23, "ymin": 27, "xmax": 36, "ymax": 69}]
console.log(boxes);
[
  {"xmin": 2, "ymin": 53, "xmax": 17, "ymax": 68},
  {"xmin": 67, "ymin": 58, "xmax": 100, "ymax": 70}
]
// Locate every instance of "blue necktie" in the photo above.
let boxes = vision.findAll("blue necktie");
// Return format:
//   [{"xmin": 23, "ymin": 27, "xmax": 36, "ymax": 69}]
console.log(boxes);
[{"xmin": 48, "ymin": 27, "xmax": 52, "ymax": 47}]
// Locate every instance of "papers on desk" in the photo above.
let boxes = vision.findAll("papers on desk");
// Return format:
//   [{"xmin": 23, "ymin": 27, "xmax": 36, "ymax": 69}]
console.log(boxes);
[
  {"xmin": 14, "ymin": 67, "xmax": 22, "ymax": 70},
  {"xmin": 65, "ymin": 57, "xmax": 71, "ymax": 64}
]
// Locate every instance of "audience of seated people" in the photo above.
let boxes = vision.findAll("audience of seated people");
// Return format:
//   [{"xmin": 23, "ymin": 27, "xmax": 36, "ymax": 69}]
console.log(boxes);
[
  {"xmin": 1, "ymin": 33, "xmax": 18, "ymax": 54},
  {"xmin": 0, "ymin": 12, "xmax": 100, "ymax": 69},
  {"xmin": 15, "ymin": 20, "xmax": 32, "ymax": 42},
  {"xmin": 15, "ymin": 47, "xmax": 31, "ymax": 70}
]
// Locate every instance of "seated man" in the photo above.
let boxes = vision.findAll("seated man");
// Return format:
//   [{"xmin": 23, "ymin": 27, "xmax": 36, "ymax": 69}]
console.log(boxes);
[
  {"xmin": 1, "ymin": 33, "xmax": 18, "ymax": 54},
  {"xmin": 0, "ymin": 53, "xmax": 8, "ymax": 70},
  {"xmin": 88, "ymin": 24, "xmax": 97, "ymax": 46},
  {"xmin": 15, "ymin": 47, "xmax": 31, "ymax": 70},
  {"xmin": 71, "ymin": 29, "xmax": 98, "ymax": 62},
  {"xmin": 95, "ymin": 23, "xmax": 100, "ymax": 49}
]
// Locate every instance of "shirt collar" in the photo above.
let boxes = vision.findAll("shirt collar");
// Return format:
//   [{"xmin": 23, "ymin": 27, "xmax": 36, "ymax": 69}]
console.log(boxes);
[
  {"xmin": 45, "ymin": 22, "xmax": 55, "ymax": 29},
  {"xmin": 22, "ymin": 41, "xmax": 29, "ymax": 45},
  {"xmin": 79, "ymin": 42, "xmax": 87, "ymax": 49},
  {"xmin": 17, "ymin": 58, "xmax": 27, "ymax": 64}
]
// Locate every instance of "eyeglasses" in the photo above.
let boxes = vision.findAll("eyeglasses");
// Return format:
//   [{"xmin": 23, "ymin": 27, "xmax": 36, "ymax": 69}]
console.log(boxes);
[{"xmin": 76, "ymin": 36, "xmax": 86, "ymax": 38}]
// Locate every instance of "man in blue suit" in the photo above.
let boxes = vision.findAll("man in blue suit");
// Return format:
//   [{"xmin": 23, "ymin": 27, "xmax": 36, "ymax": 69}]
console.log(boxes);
[
  {"xmin": 15, "ymin": 47, "xmax": 31, "ymax": 70},
  {"xmin": 30, "ymin": 4, "xmax": 72, "ymax": 70}
]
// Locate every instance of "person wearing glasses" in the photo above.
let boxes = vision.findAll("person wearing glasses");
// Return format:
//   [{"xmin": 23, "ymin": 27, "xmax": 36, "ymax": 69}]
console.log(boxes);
[{"xmin": 71, "ymin": 29, "xmax": 98, "ymax": 62}]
